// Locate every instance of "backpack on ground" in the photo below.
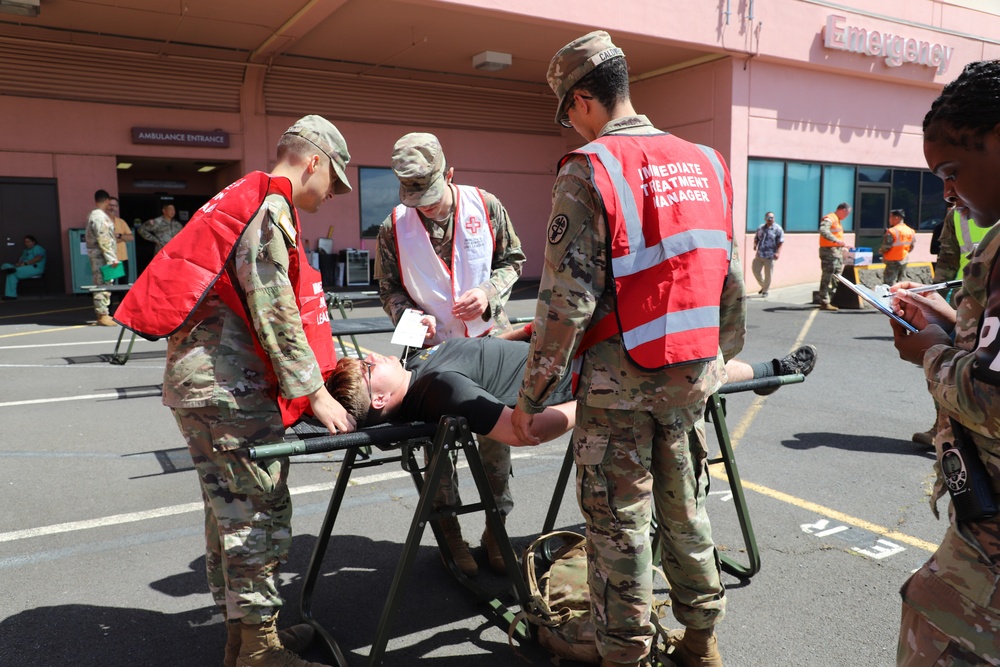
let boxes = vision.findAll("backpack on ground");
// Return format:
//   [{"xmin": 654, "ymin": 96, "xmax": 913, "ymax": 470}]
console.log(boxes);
[{"xmin": 513, "ymin": 530, "xmax": 601, "ymax": 664}]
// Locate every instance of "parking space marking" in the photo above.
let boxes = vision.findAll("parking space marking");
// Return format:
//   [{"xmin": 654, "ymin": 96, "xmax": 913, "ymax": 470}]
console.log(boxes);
[
  {"xmin": 0, "ymin": 448, "xmax": 542, "ymax": 544},
  {"xmin": 0, "ymin": 306, "xmax": 91, "ymax": 321},
  {"xmin": 0, "ymin": 339, "xmax": 121, "ymax": 350},
  {"xmin": 0, "ymin": 325, "xmax": 88, "ymax": 338}
]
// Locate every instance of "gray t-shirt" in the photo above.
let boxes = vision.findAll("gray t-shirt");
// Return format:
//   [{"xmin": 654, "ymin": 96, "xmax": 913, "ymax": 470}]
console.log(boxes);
[{"xmin": 400, "ymin": 337, "xmax": 574, "ymax": 434}]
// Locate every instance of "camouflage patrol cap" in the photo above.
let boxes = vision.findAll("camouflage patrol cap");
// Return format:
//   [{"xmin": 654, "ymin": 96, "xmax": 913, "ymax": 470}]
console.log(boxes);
[
  {"xmin": 391, "ymin": 132, "xmax": 446, "ymax": 207},
  {"xmin": 283, "ymin": 115, "xmax": 353, "ymax": 195},
  {"xmin": 547, "ymin": 30, "xmax": 625, "ymax": 125}
]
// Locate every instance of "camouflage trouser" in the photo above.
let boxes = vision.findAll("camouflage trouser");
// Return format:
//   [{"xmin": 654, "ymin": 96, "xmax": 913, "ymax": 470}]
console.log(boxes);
[
  {"xmin": 883, "ymin": 260, "xmax": 908, "ymax": 287},
  {"xmin": 818, "ymin": 248, "xmax": 843, "ymax": 305},
  {"xmin": 897, "ymin": 524, "xmax": 1000, "ymax": 666},
  {"xmin": 172, "ymin": 406, "xmax": 291, "ymax": 624},
  {"xmin": 87, "ymin": 249, "xmax": 111, "ymax": 316},
  {"xmin": 429, "ymin": 434, "xmax": 512, "ymax": 515},
  {"xmin": 574, "ymin": 403, "xmax": 725, "ymax": 664}
]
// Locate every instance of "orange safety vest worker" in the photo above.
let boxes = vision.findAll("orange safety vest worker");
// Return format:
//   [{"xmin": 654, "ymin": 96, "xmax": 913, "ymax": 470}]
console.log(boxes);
[
  {"xmin": 882, "ymin": 222, "xmax": 916, "ymax": 261},
  {"xmin": 819, "ymin": 212, "xmax": 844, "ymax": 247},
  {"xmin": 569, "ymin": 133, "xmax": 733, "ymax": 371},
  {"xmin": 114, "ymin": 171, "xmax": 336, "ymax": 427}
]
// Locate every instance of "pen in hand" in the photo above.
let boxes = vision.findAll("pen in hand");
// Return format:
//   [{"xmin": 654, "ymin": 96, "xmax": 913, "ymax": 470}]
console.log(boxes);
[{"xmin": 900, "ymin": 280, "xmax": 962, "ymax": 295}]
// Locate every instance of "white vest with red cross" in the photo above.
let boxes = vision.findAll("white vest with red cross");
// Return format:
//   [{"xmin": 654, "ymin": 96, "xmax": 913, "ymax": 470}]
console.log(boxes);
[
  {"xmin": 392, "ymin": 184, "xmax": 495, "ymax": 345},
  {"xmin": 571, "ymin": 133, "xmax": 733, "ymax": 370}
]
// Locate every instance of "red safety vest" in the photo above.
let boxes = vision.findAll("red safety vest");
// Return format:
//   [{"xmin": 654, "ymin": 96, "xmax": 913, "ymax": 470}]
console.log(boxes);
[
  {"xmin": 569, "ymin": 133, "xmax": 733, "ymax": 370},
  {"xmin": 882, "ymin": 222, "xmax": 915, "ymax": 261},
  {"xmin": 114, "ymin": 171, "xmax": 336, "ymax": 427},
  {"xmin": 819, "ymin": 213, "xmax": 844, "ymax": 247}
]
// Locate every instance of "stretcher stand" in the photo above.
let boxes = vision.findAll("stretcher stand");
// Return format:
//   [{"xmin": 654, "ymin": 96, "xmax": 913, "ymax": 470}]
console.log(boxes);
[
  {"xmin": 249, "ymin": 416, "xmax": 533, "ymax": 666},
  {"xmin": 324, "ymin": 291, "xmax": 381, "ymax": 359},
  {"xmin": 542, "ymin": 372, "xmax": 805, "ymax": 579},
  {"xmin": 81, "ymin": 283, "xmax": 135, "ymax": 364}
]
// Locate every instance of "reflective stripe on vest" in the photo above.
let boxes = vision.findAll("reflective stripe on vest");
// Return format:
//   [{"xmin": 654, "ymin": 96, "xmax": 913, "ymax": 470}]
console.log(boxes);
[
  {"xmin": 572, "ymin": 133, "xmax": 732, "ymax": 370},
  {"xmin": 882, "ymin": 223, "xmax": 914, "ymax": 262},
  {"xmin": 954, "ymin": 209, "xmax": 990, "ymax": 279}
]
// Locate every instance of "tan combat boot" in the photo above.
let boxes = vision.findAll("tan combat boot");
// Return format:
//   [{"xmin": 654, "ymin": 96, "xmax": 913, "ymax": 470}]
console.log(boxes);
[
  {"xmin": 95, "ymin": 314, "xmax": 117, "ymax": 326},
  {"xmin": 481, "ymin": 516, "xmax": 507, "ymax": 574},
  {"xmin": 237, "ymin": 617, "xmax": 330, "ymax": 667},
  {"xmin": 438, "ymin": 516, "xmax": 478, "ymax": 577},
  {"xmin": 225, "ymin": 617, "xmax": 316, "ymax": 667},
  {"xmin": 668, "ymin": 626, "xmax": 722, "ymax": 667}
]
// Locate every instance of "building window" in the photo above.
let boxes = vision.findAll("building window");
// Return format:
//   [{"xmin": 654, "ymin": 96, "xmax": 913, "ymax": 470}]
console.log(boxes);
[
  {"xmin": 746, "ymin": 158, "xmax": 943, "ymax": 235},
  {"xmin": 358, "ymin": 167, "xmax": 398, "ymax": 239},
  {"xmin": 785, "ymin": 162, "xmax": 821, "ymax": 232},
  {"xmin": 747, "ymin": 160, "xmax": 784, "ymax": 232}
]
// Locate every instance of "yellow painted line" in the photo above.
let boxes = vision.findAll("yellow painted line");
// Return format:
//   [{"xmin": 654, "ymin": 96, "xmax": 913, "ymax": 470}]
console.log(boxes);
[
  {"xmin": 0, "ymin": 325, "xmax": 88, "ymax": 338},
  {"xmin": 718, "ymin": 307, "xmax": 937, "ymax": 553},
  {"xmin": 0, "ymin": 305, "xmax": 91, "ymax": 320}
]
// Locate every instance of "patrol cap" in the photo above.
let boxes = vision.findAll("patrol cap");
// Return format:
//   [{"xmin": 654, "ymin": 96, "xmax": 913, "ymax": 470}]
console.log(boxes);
[
  {"xmin": 547, "ymin": 30, "xmax": 625, "ymax": 125},
  {"xmin": 391, "ymin": 132, "xmax": 446, "ymax": 207},
  {"xmin": 283, "ymin": 115, "xmax": 353, "ymax": 195}
]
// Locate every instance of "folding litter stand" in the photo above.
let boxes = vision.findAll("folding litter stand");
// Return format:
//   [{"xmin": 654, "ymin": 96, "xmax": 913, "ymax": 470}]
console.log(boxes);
[
  {"xmin": 249, "ymin": 416, "xmax": 533, "ymax": 666},
  {"xmin": 541, "ymin": 372, "xmax": 805, "ymax": 579}
]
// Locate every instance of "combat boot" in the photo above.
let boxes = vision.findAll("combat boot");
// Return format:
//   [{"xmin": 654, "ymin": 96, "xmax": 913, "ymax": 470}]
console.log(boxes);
[
  {"xmin": 96, "ymin": 314, "xmax": 117, "ymax": 326},
  {"xmin": 481, "ymin": 515, "xmax": 507, "ymax": 574},
  {"xmin": 668, "ymin": 626, "xmax": 722, "ymax": 667},
  {"xmin": 225, "ymin": 617, "xmax": 316, "ymax": 667},
  {"xmin": 438, "ymin": 516, "xmax": 478, "ymax": 577},
  {"xmin": 236, "ymin": 617, "xmax": 330, "ymax": 667}
]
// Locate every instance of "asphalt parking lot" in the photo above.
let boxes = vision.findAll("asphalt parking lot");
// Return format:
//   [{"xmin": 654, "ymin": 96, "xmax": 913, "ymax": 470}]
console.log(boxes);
[{"xmin": 0, "ymin": 281, "xmax": 942, "ymax": 667}]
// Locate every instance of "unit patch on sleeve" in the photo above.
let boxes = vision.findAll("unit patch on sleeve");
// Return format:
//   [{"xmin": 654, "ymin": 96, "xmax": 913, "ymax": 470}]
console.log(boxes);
[{"xmin": 548, "ymin": 214, "xmax": 569, "ymax": 244}]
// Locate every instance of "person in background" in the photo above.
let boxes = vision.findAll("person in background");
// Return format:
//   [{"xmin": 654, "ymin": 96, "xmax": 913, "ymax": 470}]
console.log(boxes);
[
  {"xmin": 879, "ymin": 208, "xmax": 916, "ymax": 286},
  {"xmin": 752, "ymin": 210, "xmax": 784, "ymax": 297},
  {"xmin": 374, "ymin": 131, "xmax": 526, "ymax": 577},
  {"xmin": 890, "ymin": 59, "xmax": 1000, "ymax": 667},
  {"xmin": 817, "ymin": 202, "xmax": 851, "ymax": 311},
  {"xmin": 511, "ymin": 31, "xmax": 745, "ymax": 667},
  {"xmin": 1, "ymin": 235, "xmax": 46, "ymax": 300},
  {"xmin": 85, "ymin": 189, "xmax": 118, "ymax": 326},
  {"xmin": 138, "ymin": 202, "xmax": 183, "ymax": 254},
  {"xmin": 108, "ymin": 196, "xmax": 133, "ymax": 283},
  {"xmin": 114, "ymin": 115, "xmax": 354, "ymax": 667}
]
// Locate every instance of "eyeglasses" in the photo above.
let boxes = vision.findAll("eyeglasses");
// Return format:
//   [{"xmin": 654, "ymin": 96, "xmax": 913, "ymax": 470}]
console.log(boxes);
[
  {"xmin": 558, "ymin": 93, "xmax": 594, "ymax": 128},
  {"xmin": 360, "ymin": 360, "xmax": 374, "ymax": 394},
  {"xmin": 766, "ymin": 217, "xmax": 774, "ymax": 221}
]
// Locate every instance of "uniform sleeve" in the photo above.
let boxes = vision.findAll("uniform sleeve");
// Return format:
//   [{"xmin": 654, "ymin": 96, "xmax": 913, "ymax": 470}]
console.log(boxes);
[
  {"xmin": 720, "ymin": 242, "xmax": 747, "ymax": 362},
  {"xmin": 96, "ymin": 219, "xmax": 117, "ymax": 264},
  {"xmin": 374, "ymin": 214, "xmax": 417, "ymax": 325},
  {"xmin": 137, "ymin": 219, "xmax": 158, "ymax": 243},
  {"xmin": 878, "ymin": 231, "xmax": 893, "ymax": 255},
  {"xmin": 517, "ymin": 159, "xmax": 600, "ymax": 414},
  {"xmin": 819, "ymin": 215, "xmax": 840, "ymax": 244},
  {"xmin": 480, "ymin": 193, "xmax": 526, "ymax": 317},
  {"xmin": 936, "ymin": 217, "xmax": 959, "ymax": 282},
  {"xmin": 235, "ymin": 199, "xmax": 323, "ymax": 400}
]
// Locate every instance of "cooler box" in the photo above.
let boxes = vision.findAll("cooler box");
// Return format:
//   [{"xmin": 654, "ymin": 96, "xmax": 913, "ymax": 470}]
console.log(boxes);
[{"xmin": 844, "ymin": 247, "xmax": 873, "ymax": 266}]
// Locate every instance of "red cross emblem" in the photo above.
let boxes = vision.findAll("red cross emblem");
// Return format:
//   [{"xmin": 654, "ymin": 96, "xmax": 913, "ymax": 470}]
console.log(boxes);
[{"xmin": 465, "ymin": 216, "xmax": 482, "ymax": 234}]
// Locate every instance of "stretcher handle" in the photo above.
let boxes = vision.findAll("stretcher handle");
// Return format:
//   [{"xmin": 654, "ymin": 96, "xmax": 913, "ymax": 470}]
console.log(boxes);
[
  {"xmin": 249, "ymin": 421, "xmax": 437, "ymax": 460},
  {"xmin": 719, "ymin": 373, "xmax": 805, "ymax": 395}
]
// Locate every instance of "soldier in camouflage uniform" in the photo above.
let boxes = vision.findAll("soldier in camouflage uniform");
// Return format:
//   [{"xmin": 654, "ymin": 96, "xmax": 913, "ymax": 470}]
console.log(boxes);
[
  {"xmin": 891, "ymin": 59, "xmax": 1000, "ymax": 667},
  {"xmin": 84, "ymin": 189, "xmax": 118, "ymax": 326},
  {"xmin": 512, "ymin": 32, "xmax": 745, "ymax": 667},
  {"xmin": 124, "ymin": 116, "xmax": 355, "ymax": 667},
  {"xmin": 138, "ymin": 202, "xmax": 183, "ymax": 254},
  {"xmin": 817, "ymin": 204, "xmax": 850, "ymax": 311},
  {"xmin": 374, "ymin": 132, "xmax": 526, "ymax": 577}
]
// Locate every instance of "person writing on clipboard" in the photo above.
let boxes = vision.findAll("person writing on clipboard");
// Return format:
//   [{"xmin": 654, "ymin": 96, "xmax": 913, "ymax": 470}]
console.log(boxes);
[{"xmin": 888, "ymin": 60, "xmax": 1000, "ymax": 667}]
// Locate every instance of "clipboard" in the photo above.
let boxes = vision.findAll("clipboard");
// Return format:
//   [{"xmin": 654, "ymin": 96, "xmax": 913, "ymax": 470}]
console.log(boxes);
[
  {"xmin": 100, "ymin": 262, "xmax": 125, "ymax": 282},
  {"xmin": 834, "ymin": 274, "xmax": 918, "ymax": 333}
]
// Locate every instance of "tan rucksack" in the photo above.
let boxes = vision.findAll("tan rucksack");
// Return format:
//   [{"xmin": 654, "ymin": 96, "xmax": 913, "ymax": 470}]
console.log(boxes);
[{"xmin": 514, "ymin": 531, "xmax": 601, "ymax": 664}]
